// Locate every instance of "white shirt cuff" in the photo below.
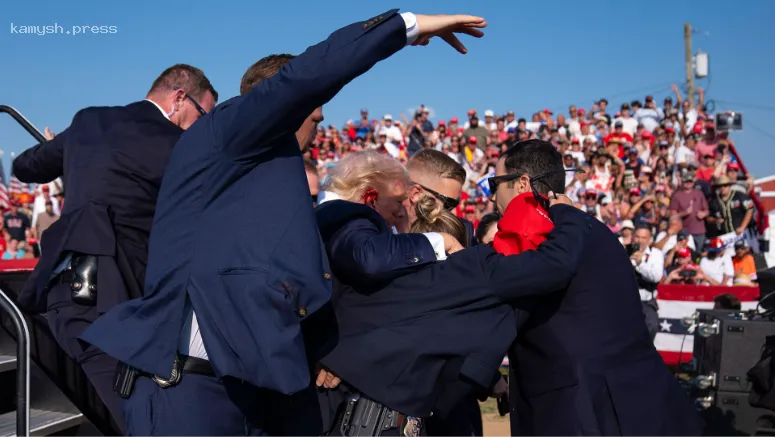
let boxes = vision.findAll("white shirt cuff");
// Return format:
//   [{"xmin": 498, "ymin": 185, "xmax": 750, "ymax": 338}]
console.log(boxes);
[
  {"xmin": 401, "ymin": 12, "xmax": 419, "ymax": 46},
  {"xmin": 423, "ymin": 232, "xmax": 447, "ymax": 260}
]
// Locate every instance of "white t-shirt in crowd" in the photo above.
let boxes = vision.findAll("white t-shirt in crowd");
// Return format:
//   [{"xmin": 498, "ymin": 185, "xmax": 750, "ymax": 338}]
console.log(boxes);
[
  {"xmin": 613, "ymin": 117, "xmax": 638, "ymax": 136},
  {"xmin": 700, "ymin": 254, "xmax": 734, "ymax": 286},
  {"xmin": 379, "ymin": 125, "xmax": 403, "ymax": 144}
]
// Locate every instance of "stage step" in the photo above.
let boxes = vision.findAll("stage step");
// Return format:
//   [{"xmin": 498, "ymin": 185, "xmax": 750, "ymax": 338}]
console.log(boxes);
[
  {"xmin": 0, "ymin": 409, "xmax": 83, "ymax": 436},
  {"xmin": 0, "ymin": 356, "xmax": 15, "ymax": 373}
]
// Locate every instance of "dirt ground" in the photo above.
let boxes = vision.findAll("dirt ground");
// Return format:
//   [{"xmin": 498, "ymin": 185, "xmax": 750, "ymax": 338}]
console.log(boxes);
[{"xmin": 479, "ymin": 399, "xmax": 510, "ymax": 436}]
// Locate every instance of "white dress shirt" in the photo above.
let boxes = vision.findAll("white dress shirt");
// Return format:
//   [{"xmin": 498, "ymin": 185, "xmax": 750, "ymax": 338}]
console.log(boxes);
[
  {"xmin": 634, "ymin": 246, "xmax": 664, "ymax": 301},
  {"xmin": 180, "ymin": 14, "xmax": 424, "ymax": 361}
]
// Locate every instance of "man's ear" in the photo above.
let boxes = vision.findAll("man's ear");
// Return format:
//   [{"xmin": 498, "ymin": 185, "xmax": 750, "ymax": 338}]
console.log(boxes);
[
  {"xmin": 409, "ymin": 184, "xmax": 423, "ymax": 204},
  {"xmin": 363, "ymin": 188, "xmax": 378, "ymax": 208}
]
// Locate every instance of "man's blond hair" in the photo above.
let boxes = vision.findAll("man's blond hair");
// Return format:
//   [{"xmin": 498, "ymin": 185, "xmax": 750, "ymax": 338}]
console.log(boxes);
[
  {"xmin": 406, "ymin": 149, "xmax": 466, "ymax": 184},
  {"xmin": 323, "ymin": 151, "xmax": 409, "ymax": 202}
]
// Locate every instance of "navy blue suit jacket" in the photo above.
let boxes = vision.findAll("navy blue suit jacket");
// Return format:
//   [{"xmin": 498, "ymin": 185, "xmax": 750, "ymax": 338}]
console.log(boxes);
[
  {"xmin": 82, "ymin": 10, "xmax": 412, "ymax": 396},
  {"xmin": 316, "ymin": 201, "xmax": 588, "ymax": 419},
  {"xmin": 507, "ymin": 206, "xmax": 704, "ymax": 436},
  {"xmin": 12, "ymin": 101, "xmax": 182, "ymax": 314}
]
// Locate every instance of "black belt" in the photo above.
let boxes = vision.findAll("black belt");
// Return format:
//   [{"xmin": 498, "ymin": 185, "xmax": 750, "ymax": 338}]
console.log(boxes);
[
  {"xmin": 113, "ymin": 354, "xmax": 215, "ymax": 398},
  {"xmin": 176, "ymin": 355, "xmax": 215, "ymax": 377},
  {"xmin": 141, "ymin": 354, "xmax": 215, "ymax": 387}
]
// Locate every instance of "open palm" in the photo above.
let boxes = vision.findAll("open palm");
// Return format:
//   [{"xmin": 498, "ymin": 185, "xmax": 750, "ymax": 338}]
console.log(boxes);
[{"xmin": 413, "ymin": 14, "xmax": 487, "ymax": 54}]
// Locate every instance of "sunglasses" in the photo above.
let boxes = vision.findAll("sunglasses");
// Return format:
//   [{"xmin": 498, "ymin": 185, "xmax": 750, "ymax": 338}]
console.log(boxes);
[
  {"xmin": 413, "ymin": 182, "xmax": 460, "ymax": 210},
  {"xmin": 487, "ymin": 168, "xmax": 585, "ymax": 197},
  {"xmin": 173, "ymin": 87, "xmax": 207, "ymax": 117}
]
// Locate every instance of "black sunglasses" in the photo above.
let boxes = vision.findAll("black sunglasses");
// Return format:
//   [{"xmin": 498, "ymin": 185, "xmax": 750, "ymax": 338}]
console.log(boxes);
[
  {"xmin": 413, "ymin": 182, "xmax": 460, "ymax": 210},
  {"xmin": 173, "ymin": 87, "xmax": 207, "ymax": 117},
  {"xmin": 488, "ymin": 168, "xmax": 585, "ymax": 197}
]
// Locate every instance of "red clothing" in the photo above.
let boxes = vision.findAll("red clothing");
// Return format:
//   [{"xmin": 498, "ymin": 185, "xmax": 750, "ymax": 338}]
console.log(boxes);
[
  {"xmin": 696, "ymin": 167, "xmax": 715, "ymax": 182},
  {"xmin": 492, "ymin": 192, "xmax": 554, "ymax": 256}
]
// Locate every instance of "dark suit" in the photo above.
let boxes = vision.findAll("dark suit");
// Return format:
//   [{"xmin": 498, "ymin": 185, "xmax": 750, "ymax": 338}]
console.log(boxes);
[
  {"xmin": 315, "ymin": 200, "xmax": 588, "ymax": 430},
  {"xmin": 507, "ymin": 206, "xmax": 705, "ymax": 436},
  {"xmin": 82, "ymin": 10, "xmax": 416, "ymax": 436},
  {"xmin": 12, "ymin": 100, "xmax": 183, "ymax": 432}
]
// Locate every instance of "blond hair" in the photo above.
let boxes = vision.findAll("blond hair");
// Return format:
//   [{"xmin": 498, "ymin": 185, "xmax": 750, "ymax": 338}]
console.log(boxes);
[
  {"xmin": 410, "ymin": 196, "xmax": 467, "ymax": 248},
  {"xmin": 323, "ymin": 151, "xmax": 409, "ymax": 202}
]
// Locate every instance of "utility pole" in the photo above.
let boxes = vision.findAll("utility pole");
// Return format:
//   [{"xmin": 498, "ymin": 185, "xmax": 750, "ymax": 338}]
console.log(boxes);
[{"xmin": 684, "ymin": 23, "xmax": 695, "ymax": 107}]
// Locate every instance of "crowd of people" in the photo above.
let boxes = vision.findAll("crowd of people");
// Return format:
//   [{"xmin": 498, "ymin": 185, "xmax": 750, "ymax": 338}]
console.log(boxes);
[
  {"xmin": 303, "ymin": 85, "xmax": 762, "ymax": 294},
  {"xmin": 0, "ymin": 177, "xmax": 62, "ymax": 260}
]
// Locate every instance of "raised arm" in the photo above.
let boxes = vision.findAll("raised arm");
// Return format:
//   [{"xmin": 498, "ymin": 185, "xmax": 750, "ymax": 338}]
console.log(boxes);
[
  {"xmin": 214, "ymin": 12, "xmax": 485, "ymax": 161},
  {"xmin": 13, "ymin": 120, "xmax": 73, "ymax": 183},
  {"xmin": 481, "ymin": 205, "xmax": 591, "ymax": 301}
]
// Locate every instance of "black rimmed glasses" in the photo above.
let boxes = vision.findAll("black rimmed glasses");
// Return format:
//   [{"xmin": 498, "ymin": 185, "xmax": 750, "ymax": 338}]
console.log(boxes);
[
  {"xmin": 173, "ymin": 87, "xmax": 207, "ymax": 117},
  {"xmin": 412, "ymin": 182, "xmax": 460, "ymax": 210}
]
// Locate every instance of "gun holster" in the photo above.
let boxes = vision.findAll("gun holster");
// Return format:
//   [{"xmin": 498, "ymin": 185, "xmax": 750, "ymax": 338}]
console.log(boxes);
[{"xmin": 68, "ymin": 255, "xmax": 98, "ymax": 306}]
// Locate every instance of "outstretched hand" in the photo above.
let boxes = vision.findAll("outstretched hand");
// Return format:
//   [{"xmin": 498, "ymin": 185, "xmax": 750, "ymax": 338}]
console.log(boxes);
[{"xmin": 413, "ymin": 14, "xmax": 487, "ymax": 54}]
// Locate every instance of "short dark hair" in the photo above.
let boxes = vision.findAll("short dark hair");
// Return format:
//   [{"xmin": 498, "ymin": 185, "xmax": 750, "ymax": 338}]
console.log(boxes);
[
  {"xmin": 634, "ymin": 224, "xmax": 652, "ymax": 235},
  {"xmin": 148, "ymin": 64, "xmax": 218, "ymax": 102},
  {"xmin": 714, "ymin": 293, "xmax": 741, "ymax": 310},
  {"xmin": 501, "ymin": 140, "xmax": 564, "ymax": 195},
  {"xmin": 475, "ymin": 212, "xmax": 501, "ymax": 243},
  {"xmin": 240, "ymin": 54, "xmax": 295, "ymax": 95}
]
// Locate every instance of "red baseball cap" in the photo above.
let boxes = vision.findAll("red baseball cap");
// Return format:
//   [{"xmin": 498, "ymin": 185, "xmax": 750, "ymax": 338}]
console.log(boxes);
[
  {"xmin": 727, "ymin": 162, "xmax": 740, "ymax": 170},
  {"xmin": 437, "ymin": 120, "xmax": 446, "ymax": 126},
  {"xmin": 543, "ymin": 109, "xmax": 553, "ymax": 115},
  {"xmin": 677, "ymin": 247, "xmax": 691, "ymax": 258},
  {"xmin": 450, "ymin": 117, "xmax": 459, "ymax": 124},
  {"xmin": 468, "ymin": 136, "xmax": 478, "ymax": 144}
]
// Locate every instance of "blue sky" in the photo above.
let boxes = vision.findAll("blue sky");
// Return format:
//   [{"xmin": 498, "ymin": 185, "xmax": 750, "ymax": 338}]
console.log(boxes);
[{"xmin": 2, "ymin": 0, "xmax": 774, "ymax": 177}]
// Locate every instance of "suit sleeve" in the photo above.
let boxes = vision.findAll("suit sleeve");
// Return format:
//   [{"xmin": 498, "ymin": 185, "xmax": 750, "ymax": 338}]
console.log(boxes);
[
  {"xmin": 12, "ymin": 116, "xmax": 74, "ymax": 183},
  {"xmin": 481, "ymin": 205, "xmax": 591, "ymax": 301},
  {"xmin": 214, "ymin": 9, "xmax": 409, "ymax": 161},
  {"xmin": 329, "ymin": 217, "xmax": 436, "ymax": 283}
]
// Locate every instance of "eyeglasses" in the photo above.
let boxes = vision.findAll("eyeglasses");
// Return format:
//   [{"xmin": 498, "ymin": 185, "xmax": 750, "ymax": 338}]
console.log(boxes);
[
  {"xmin": 173, "ymin": 87, "xmax": 207, "ymax": 117},
  {"xmin": 413, "ymin": 182, "xmax": 460, "ymax": 210}
]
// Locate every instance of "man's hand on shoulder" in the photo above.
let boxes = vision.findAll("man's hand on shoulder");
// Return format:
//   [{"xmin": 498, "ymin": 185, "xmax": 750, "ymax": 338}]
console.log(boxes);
[
  {"xmin": 413, "ymin": 14, "xmax": 486, "ymax": 53},
  {"xmin": 548, "ymin": 191, "xmax": 573, "ymax": 208}
]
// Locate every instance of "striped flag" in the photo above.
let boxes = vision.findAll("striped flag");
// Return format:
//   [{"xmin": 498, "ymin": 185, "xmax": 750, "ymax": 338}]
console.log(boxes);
[
  {"xmin": 655, "ymin": 284, "xmax": 759, "ymax": 366},
  {"xmin": 0, "ymin": 156, "xmax": 8, "ymax": 208},
  {"xmin": 8, "ymin": 173, "xmax": 22, "ymax": 197}
]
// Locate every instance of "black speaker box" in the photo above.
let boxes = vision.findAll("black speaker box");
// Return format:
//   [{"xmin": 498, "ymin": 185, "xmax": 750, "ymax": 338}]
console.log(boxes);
[
  {"xmin": 702, "ymin": 390, "xmax": 775, "ymax": 435},
  {"xmin": 694, "ymin": 310, "xmax": 775, "ymax": 393}
]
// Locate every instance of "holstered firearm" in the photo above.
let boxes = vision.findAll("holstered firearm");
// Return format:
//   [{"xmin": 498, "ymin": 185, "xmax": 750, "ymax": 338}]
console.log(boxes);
[{"xmin": 67, "ymin": 255, "xmax": 98, "ymax": 306}]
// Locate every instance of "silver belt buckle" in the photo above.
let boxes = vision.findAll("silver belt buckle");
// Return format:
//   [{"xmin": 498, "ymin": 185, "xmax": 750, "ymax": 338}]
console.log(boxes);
[{"xmin": 152, "ymin": 355, "xmax": 182, "ymax": 388}]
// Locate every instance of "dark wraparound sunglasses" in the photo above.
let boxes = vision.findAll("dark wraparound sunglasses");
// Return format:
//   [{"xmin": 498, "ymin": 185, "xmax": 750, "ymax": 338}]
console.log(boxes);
[
  {"xmin": 488, "ymin": 168, "xmax": 585, "ymax": 210},
  {"xmin": 413, "ymin": 182, "xmax": 460, "ymax": 210},
  {"xmin": 173, "ymin": 87, "xmax": 207, "ymax": 116}
]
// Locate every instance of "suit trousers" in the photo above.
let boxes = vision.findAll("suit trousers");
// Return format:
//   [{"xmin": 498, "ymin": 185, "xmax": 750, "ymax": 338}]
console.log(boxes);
[
  {"xmin": 124, "ymin": 373, "xmax": 324, "ymax": 436},
  {"xmin": 46, "ymin": 284, "xmax": 126, "ymax": 433}
]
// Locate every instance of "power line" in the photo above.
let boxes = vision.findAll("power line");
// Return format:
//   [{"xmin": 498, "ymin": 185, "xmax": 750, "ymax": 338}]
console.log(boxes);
[
  {"xmin": 745, "ymin": 120, "xmax": 775, "ymax": 142},
  {"xmin": 714, "ymin": 100, "xmax": 775, "ymax": 112}
]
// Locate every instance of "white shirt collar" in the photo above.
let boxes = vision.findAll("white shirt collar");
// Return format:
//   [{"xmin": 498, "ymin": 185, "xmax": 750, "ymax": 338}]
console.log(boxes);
[
  {"xmin": 144, "ymin": 99, "xmax": 170, "ymax": 120},
  {"xmin": 317, "ymin": 191, "xmax": 343, "ymax": 205}
]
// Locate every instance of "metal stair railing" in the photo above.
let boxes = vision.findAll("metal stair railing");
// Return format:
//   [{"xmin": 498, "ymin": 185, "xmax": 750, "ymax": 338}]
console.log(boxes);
[
  {"xmin": 0, "ymin": 288, "xmax": 30, "ymax": 436},
  {"xmin": 0, "ymin": 105, "xmax": 46, "ymax": 144}
]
